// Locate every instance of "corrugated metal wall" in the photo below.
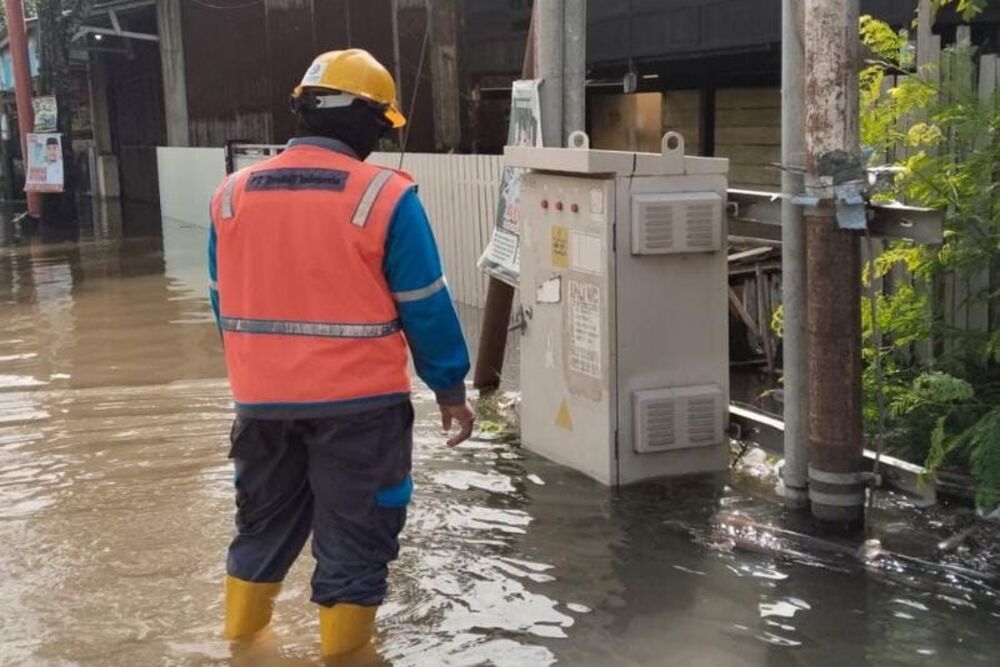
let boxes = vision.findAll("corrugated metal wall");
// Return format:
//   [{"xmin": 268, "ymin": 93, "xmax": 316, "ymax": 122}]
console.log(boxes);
[
  {"xmin": 181, "ymin": 0, "xmax": 271, "ymax": 146},
  {"xmin": 106, "ymin": 10, "xmax": 166, "ymax": 204},
  {"xmin": 180, "ymin": 0, "xmax": 435, "ymax": 150},
  {"xmin": 370, "ymin": 152, "xmax": 503, "ymax": 308}
]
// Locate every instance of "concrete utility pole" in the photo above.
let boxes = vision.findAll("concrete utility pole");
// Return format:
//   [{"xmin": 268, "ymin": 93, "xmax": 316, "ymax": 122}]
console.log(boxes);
[
  {"xmin": 536, "ymin": 0, "xmax": 564, "ymax": 148},
  {"xmin": 474, "ymin": 0, "xmax": 586, "ymax": 393},
  {"xmin": 428, "ymin": 0, "xmax": 462, "ymax": 151},
  {"xmin": 804, "ymin": 0, "xmax": 865, "ymax": 525},
  {"xmin": 562, "ymin": 0, "xmax": 586, "ymax": 139},
  {"xmin": 4, "ymin": 0, "xmax": 41, "ymax": 217},
  {"xmin": 157, "ymin": 0, "xmax": 190, "ymax": 147},
  {"xmin": 781, "ymin": 0, "xmax": 809, "ymax": 508}
]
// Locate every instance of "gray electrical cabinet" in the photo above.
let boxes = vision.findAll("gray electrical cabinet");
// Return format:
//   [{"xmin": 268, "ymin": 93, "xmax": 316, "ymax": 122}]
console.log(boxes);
[{"xmin": 506, "ymin": 133, "xmax": 730, "ymax": 486}]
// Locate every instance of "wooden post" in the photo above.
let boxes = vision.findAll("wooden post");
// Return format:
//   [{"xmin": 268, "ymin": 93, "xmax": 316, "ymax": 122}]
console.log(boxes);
[{"xmin": 473, "ymin": 5, "xmax": 537, "ymax": 393}]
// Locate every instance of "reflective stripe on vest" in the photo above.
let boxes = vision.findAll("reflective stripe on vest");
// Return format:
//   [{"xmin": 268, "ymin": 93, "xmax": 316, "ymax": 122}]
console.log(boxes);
[
  {"xmin": 220, "ymin": 316, "xmax": 402, "ymax": 338},
  {"xmin": 220, "ymin": 176, "xmax": 238, "ymax": 219},
  {"xmin": 352, "ymin": 170, "xmax": 394, "ymax": 227}
]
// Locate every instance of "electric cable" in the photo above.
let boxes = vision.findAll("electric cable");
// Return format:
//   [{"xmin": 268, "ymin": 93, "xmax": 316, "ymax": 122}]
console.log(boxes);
[{"xmin": 397, "ymin": 0, "xmax": 430, "ymax": 169}]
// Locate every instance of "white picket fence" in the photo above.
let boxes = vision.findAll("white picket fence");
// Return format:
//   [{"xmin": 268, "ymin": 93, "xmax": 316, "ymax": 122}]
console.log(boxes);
[{"xmin": 369, "ymin": 153, "xmax": 503, "ymax": 309}]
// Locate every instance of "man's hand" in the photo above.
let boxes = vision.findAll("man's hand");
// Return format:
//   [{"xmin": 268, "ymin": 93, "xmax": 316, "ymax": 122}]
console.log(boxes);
[{"xmin": 440, "ymin": 400, "xmax": 475, "ymax": 447}]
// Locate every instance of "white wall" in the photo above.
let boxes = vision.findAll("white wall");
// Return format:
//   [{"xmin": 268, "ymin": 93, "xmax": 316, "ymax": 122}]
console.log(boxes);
[
  {"xmin": 155, "ymin": 147, "xmax": 502, "ymax": 307},
  {"xmin": 157, "ymin": 147, "xmax": 226, "ymax": 228}
]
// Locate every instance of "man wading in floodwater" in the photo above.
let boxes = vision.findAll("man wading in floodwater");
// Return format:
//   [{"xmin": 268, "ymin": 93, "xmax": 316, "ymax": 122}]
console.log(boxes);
[{"xmin": 208, "ymin": 49, "xmax": 474, "ymax": 661}]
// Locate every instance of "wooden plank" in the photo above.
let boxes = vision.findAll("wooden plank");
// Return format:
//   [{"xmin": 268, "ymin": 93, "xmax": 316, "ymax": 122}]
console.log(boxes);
[
  {"xmin": 728, "ymin": 246, "xmax": 775, "ymax": 263},
  {"xmin": 469, "ymin": 155, "xmax": 482, "ymax": 308},
  {"xmin": 479, "ymin": 155, "xmax": 496, "ymax": 306},
  {"xmin": 715, "ymin": 107, "xmax": 781, "ymax": 128},
  {"xmin": 715, "ymin": 126, "xmax": 782, "ymax": 145},
  {"xmin": 978, "ymin": 54, "xmax": 998, "ymax": 109},
  {"xmin": 445, "ymin": 155, "xmax": 460, "ymax": 304},
  {"xmin": 461, "ymin": 156, "xmax": 476, "ymax": 307},
  {"xmin": 967, "ymin": 54, "xmax": 998, "ymax": 334},
  {"xmin": 458, "ymin": 157, "xmax": 469, "ymax": 307},
  {"xmin": 715, "ymin": 144, "xmax": 780, "ymax": 163},
  {"xmin": 727, "ymin": 164, "xmax": 781, "ymax": 188},
  {"xmin": 455, "ymin": 157, "xmax": 470, "ymax": 307},
  {"xmin": 729, "ymin": 287, "xmax": 760, "ymax": 339},
  {"xmin": 715, "ymin": 87, "xmax": 781, "ymax": 109},
  {"xmin": 662, "ymin": 90, "xmax": 702, "ymax": 111}
]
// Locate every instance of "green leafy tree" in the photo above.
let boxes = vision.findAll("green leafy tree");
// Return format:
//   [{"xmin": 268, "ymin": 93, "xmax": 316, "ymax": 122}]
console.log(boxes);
[
  {"xmin": 933, "ymin": 0, "xmax": 990, "ymax": 20},
  {"xmin": 860, "ymin": 11, "xmax": 1000, "ymax": 505},
  {"xmin": 0, "ymin": 1, "xmax": 40, "ymax": 32}
]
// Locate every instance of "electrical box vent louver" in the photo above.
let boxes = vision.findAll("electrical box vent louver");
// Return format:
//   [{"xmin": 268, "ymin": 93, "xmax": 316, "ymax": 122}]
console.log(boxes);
[
  {"xmin": 631, "ymin": 192, "xmax": 723, "ymax": 255},
  {"xmin": 634, "ymin": 385, "xmax": 724, "ymax": 453}
]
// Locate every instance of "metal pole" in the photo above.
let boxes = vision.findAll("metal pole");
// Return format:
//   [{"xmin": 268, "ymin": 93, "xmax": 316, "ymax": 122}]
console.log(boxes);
[
  {"xmin": 780, "ymin": 0, "xmax": 809, "ymax": 508},
  {"xmin": 4, "ymin": 0, "xmax": 41, "ymax": 218},
  {"xmin": 536, "ymin": 0, "xmax": 564, "ymax": 147},
  {"xmin": 804, "ymin": 0, "xmax": 865, "ymax": 526},
  {"xmin": 562, "ymin": 0, "xmax": 585, "ymax": 140}
]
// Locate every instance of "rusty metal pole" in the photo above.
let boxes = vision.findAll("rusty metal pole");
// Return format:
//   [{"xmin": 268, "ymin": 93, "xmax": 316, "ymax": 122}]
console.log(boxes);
[
  {"xmin": 804, "ymin": 0, "xmax": 865, "ymax": 526},
  {"xmin": 473, "ymin": 5, "xmax": 537, "ymax": 393},
  {"xmin": 4, "ymin": 0, "xmax": 42, "ymax": 218}
]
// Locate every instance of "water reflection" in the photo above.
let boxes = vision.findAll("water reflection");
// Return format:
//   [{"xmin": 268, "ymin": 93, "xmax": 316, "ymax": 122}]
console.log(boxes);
[{"xmin": 0, "ymin": 202, "xmax": 997, "ymax": 666}]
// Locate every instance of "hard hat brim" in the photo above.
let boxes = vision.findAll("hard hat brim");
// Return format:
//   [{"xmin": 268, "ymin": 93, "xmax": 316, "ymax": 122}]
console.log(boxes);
[{"xmin": 385, "ymin": 105, "xmax": 406, "ymax": 129}]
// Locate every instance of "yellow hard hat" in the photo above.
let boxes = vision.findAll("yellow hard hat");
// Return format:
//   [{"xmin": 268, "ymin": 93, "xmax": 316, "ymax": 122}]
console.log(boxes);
[{"xmin": 292, "ymin": 49, "xmax": 406, "ymax": 129}]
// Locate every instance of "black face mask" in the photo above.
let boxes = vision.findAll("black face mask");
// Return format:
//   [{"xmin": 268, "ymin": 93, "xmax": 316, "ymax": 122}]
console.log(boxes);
[{"xmin": 294, "ymin": 100, "xmax": 389, "ymax": 160}]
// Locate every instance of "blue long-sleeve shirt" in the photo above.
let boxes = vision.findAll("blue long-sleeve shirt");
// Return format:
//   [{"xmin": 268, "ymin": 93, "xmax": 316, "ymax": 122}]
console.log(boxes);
[
  {"xmin": 209, "ymin": 166, "xmax": 470, "ymax": 407},
  {"xmin": 383, "ymin": 189, "xmax": 470, "ymax": 405}
]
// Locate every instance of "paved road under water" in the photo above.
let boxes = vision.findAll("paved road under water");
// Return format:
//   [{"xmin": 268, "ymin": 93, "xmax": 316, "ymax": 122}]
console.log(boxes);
[{"xmin": 1, "ymin": 210, "xmax": 998, "ymax": 666}]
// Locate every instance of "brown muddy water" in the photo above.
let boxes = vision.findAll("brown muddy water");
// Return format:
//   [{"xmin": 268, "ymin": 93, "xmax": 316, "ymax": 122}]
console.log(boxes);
[{"xmin": 1, "ymin": 207, "xmax": 998, "ymax": 666}]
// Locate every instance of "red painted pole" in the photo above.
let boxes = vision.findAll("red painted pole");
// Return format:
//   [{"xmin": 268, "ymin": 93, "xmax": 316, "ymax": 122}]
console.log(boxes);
[{"xmin": 4, "ymin": 0, "xmax": 41, "ymax": 217}]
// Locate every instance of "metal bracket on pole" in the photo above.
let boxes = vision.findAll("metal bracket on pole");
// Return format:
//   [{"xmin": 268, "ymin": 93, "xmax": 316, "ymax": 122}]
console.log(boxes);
[{"xmin": 727, "ymin": 189, "xmax": 944, "ymax": 245}]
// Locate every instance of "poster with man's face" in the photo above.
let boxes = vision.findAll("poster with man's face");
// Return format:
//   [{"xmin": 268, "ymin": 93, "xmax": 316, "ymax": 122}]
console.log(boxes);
[{"xmin": 25, "ymin": 133, "xmax": 64, "ymax": 193}]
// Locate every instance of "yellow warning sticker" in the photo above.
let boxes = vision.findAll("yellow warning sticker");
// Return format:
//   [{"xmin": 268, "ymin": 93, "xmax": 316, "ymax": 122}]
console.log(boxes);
[
  {"xmin": 555, "ymin": 400, "xmax": 573, "ymax": 430},
  {"xmin": 551, "ymin": 225, "xmax": 569, "ymax": 269}
]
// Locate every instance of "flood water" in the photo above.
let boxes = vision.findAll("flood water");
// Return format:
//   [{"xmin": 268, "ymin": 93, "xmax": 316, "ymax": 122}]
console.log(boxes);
[{"xmin": 1, "ymin": 205, "xmax": 998, "ymax": 666}]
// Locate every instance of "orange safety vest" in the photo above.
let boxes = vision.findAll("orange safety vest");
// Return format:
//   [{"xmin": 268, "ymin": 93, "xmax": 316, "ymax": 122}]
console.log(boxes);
[{"xmin": 210, "ymin": 141, "xmax": 414, "ymax": 412}]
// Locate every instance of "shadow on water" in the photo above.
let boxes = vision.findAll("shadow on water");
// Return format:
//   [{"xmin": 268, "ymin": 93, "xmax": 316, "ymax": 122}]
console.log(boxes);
[{"xmin": 0, "ymin": 200, "xmax": 998, "ymax": 666}]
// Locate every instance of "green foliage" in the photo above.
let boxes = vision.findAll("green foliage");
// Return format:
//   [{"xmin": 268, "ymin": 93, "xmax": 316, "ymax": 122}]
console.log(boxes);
[
  {"xmin": 933, "ymin": 0, "xmax": 989, "ymax": 20},
  {"xmin": 860, "ymin": 15, "xmax": 1000, "ymax": 505},
  {"xmin": 0, "ymin": 1, "xmax": 40, "ymax": 31}
]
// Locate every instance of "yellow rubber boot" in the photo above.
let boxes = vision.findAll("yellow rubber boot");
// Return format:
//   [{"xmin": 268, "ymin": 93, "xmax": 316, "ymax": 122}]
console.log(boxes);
[
  {"xmin": 318, "ymin": 604, "xmax": 377, "ymax": 658},
  {"xmin": 224, "ymin": 575, "xmax": 282, "ymax": 641}
]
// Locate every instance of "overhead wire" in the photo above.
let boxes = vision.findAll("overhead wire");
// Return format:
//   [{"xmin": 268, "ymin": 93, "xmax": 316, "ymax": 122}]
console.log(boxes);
[{"xmin": 397, "ymin": 0, "xmax": 430, "ymax": 169}]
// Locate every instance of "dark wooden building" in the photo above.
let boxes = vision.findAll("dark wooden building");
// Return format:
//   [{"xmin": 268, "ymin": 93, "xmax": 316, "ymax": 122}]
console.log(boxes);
[{"xmin": 460, "ymin": 0, "xmax": 1000, "ymax": 186}]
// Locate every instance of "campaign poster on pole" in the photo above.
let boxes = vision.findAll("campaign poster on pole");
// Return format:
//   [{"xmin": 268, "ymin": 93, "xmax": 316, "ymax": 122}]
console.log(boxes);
[
  {"xmin": 477, "ymin": 79, "xmax": 542, "ymax": 287},
  {"xmin": 25, "ymin": 133, "xmax": 65, "ymax": 193},
  {"xmin": 33, "ymin": 96, "xmax": 58, "ymax": 133}
]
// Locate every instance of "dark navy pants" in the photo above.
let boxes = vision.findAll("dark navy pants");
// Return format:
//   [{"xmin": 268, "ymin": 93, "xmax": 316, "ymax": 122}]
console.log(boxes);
[{"xmin": 226, "ymin": 401, "xmax": 414, "ymax": 607}]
